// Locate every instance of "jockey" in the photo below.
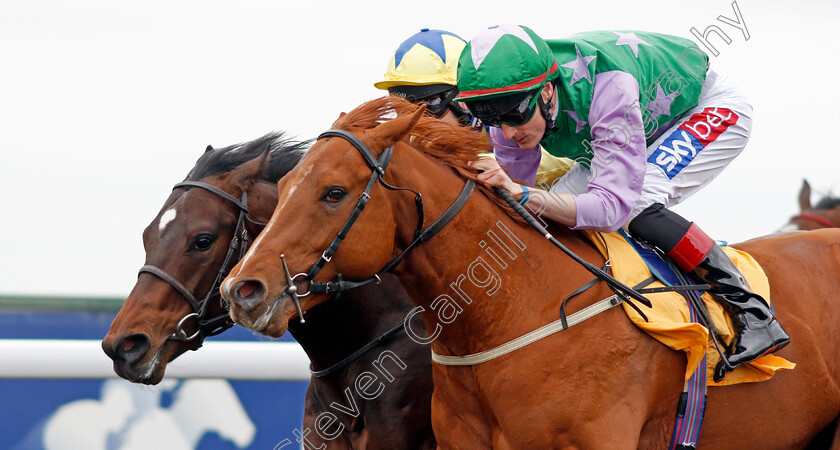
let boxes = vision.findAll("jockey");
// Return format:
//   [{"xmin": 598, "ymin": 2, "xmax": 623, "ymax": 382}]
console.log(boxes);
[
  {"xmin": 375, "ymin": 28, "xmax": 474, "ymax": 127},
  {"xmin": 376, "ymin": 28, "xmax": 574, "ymax": 187},
  {"xmin": 457, "ymin": 25, "xmax": 789, "ymax": 375}
]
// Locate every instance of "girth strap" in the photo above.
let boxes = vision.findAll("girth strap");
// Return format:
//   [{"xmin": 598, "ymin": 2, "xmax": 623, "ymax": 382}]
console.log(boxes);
[{"xmin": 431, "ymin": 276, "xmax": 656, "ymax": 366}]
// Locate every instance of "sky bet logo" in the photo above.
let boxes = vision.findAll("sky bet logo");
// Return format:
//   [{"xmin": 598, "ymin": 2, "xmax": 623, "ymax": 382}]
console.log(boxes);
[{"xmin": 649, "ymin": 107, "xmax": 739, "ymax": 179}]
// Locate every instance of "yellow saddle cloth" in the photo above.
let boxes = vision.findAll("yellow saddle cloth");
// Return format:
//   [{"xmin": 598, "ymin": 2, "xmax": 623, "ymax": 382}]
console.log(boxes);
[{"xmin": 583, "ymin": 231, "xmax": 795, "ymax": 386}]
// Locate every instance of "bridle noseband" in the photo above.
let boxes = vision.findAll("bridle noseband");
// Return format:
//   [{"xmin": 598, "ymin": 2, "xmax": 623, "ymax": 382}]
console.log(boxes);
[
  {"xmin": 138, "ymin": 180, "xmax": 259, "ymax": 348},
  {"xmin": 279, "ymin": 128, "xmax": 475, "ymax": 322}
]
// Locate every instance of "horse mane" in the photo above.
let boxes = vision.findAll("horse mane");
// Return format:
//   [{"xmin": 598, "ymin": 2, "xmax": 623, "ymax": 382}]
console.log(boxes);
[
  {"xmin": 333, "ymin": 97, "xmax": 524, "ymax": 223},
  {"xmin": 187, "ymin": 131, "xmax": 310, "ymax": 183},
  {"xmin": 814, "ymin": 193, "xmax": 840, "ymax": 210}
]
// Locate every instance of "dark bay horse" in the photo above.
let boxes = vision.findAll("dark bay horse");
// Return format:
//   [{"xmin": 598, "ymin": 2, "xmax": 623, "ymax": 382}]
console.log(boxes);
[
  {"xmin": 785, "ymin": 179, "xmax": 840, "ymax": 230},
  {"xmin": 101, "ymin": 132, "xmax": 435, "ymax": 449},
  {"xmin": 221, "ymin": 98, "xmax": 840, "ymax": 448}
]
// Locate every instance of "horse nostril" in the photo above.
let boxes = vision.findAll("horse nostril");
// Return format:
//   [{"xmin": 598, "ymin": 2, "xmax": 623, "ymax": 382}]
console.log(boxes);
[
  {"xmin": 121, "ymin": 336, "xmax": 137, "ymax": 353},
  {"xmin": 238, "ymin": 281, "xmax": 257, "ymax": 298},
  {"xmin": 231, "ymin": 279, "xmax": 266, "ymax": 311},
  {"xmin": 108, "ymin": 333, "xmax": 151, "ymax": 364}
]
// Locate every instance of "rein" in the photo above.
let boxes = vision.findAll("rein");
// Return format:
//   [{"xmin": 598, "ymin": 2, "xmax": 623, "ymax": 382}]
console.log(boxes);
[
  {"xmin": 792, "ymin": 212, "xmax": 839, "ymax": 228},
  {"xmin": 310, "ymin": 317, "xmax": 407, "ymax": 378},
  {"xmin": 432, "ymin": 189, "xmax": 703, "ymax": 366},
  {"xmin": 494, "ymin": 187, "xmax": 654, "ymax": 309},
  {"xmin": 279, "ymin": 128, "xmax": 475, "ymax": 322},
  {"xmin": 138, "ymin": 180, "xmax": 249, "ymax": 347}
]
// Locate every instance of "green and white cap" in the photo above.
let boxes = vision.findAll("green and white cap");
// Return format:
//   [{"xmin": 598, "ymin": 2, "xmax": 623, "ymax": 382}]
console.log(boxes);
[{"xmin": 456, "ymin": 25, "xmax": 560, "ymax": 102}]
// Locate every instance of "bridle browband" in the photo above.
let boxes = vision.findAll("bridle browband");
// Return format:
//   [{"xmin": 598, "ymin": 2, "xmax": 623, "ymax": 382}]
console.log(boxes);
[
  {"xmin": 791, "ymin": 212, "xmax": 839, "ymax": 229},
  {"xmin": 138, "ymin": 180, "xmax": 258, "ymax": 348},
  {"xmin": 279, "ymin": 128, "xmax": 475, "ymax": 323}
]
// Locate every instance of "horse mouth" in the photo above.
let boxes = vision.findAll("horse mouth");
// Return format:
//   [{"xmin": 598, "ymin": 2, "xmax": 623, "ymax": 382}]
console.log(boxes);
[
  {"xmin": 112, "ymin": 350, "xmax": 166, "ymax": 385},
  {"xmin": 252, "ymin": 295, "xmax": 283, "ymax": 332},
  {"xmin": 232, "ymin": 292, "xmax": 293, "ymax": 337}
]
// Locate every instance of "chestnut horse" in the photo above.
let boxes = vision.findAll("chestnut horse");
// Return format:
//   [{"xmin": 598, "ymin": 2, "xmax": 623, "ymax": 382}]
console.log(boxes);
[
  {"xmin": 222, "ymin": 98, "xmax": 840, "ymax": 449},
  {"xmin": 101, "ymin": 133, "xmax": 435, "ymax": 449},
  {"xmin": 785, "ymin": 179, "xmax": 840, "ymax": 230}
]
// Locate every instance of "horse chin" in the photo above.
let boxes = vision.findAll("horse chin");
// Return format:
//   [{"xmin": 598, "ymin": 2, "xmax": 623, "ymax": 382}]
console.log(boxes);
[
  {"xmin": 258, "ymin": 298, "xmax": 300, "ymax": 338},
  {"xmin": 112, "ymin": 347, "xmax": 168, "ymax": 385},
  {"xmin": 231, "ymin": 293, "xmax": 295, "ymax": 338}
]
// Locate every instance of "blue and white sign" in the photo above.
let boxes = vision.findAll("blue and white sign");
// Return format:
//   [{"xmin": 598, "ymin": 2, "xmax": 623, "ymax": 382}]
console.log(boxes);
[{"xmin": 0, "ymin": 305, "xmax": 309, "ymax": 450}]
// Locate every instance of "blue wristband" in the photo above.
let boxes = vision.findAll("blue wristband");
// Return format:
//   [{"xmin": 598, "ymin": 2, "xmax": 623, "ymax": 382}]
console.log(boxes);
[{"xmin": 517, "ymin": 185, "xmax": 530, "ymax": 206}]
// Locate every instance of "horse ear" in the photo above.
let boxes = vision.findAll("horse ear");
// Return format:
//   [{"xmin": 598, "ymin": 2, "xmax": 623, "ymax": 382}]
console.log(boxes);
[
  {"xmin": 205, "ymin": 145, "xmax": 214, "ymax": 153},
  {"xmin": 369, "ymin": 105, "xmax": 426, "ymax": 149},
  {"xmin": 331, "ymin": 112, "xmax": 348, "ymax": 128},
  {"xmin": 799, "ymin": 179, "xmax": 812, "ymax": 211},
  {"xmin": 230, "ymin": 143, "xmax": 272, "ymax": 191}
]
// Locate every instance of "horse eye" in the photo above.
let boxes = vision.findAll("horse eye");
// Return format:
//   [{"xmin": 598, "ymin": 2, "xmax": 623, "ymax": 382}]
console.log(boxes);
[
  {"xmin": 192, "ymin": 236, "xmax": 214, "ymax": 251},
  {"xmin": 324, "ymin": 188, "xmax": 346, "ymax": 203}
]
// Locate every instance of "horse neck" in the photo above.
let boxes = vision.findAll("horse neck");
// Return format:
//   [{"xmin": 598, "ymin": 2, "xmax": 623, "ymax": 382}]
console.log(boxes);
[
  {"xmin": 828, "ymin": 207, "xmax": 840, "ymax": 228},
  {"xmin": 385, "ymin": 146, "xmax": 606, "ymax": 357},
  {"xmin": 287, "ymin": 277, "xmax": 413, "ymax": 371}
]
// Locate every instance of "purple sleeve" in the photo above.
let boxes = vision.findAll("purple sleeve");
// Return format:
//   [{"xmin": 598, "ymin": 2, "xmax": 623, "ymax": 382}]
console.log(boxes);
[
  {"xmin": 489, "ymin": 127, "xmax": 540, "ymax": 187},
  {"xmin": 571, "ymin": 71, "xmax": 647, "ymax": 232}
]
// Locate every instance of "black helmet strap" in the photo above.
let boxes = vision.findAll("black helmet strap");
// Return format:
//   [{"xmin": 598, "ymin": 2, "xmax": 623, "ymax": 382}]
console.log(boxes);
[{"xmin": 538, "ymin": 86, "xmax": 556, "ymax": 139}]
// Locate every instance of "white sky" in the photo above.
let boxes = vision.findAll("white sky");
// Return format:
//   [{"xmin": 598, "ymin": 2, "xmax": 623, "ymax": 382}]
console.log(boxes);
[{"xmin": 1, "ymin": 0, "xmax": 838, "ymax": 297}]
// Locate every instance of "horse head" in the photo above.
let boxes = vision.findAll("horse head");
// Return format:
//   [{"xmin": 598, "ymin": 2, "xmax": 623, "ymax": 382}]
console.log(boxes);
[
  {"xmin": 784, "ymin": 179, "xmax": 840, "ymax": 230},
  {"xmin": 102, "ymin": 133, "xmax": 306, "ymax": 384},
  {"xmin": 221, "ymin": 97, "xmax": 497, "ymax": 338}
]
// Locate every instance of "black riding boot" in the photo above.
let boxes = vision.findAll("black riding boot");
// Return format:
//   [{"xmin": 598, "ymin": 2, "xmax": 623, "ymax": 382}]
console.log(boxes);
[
  {"xmin": 629, "ymin": 204, "xmax": 790, "ymax": 377},
  {"xmin": 693, "ymin": 244, "xmax": 790, "ymax": 367}
]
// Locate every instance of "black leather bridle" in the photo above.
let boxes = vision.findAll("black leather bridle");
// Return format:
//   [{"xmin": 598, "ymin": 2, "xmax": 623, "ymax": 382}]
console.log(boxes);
[
  {"xmin": 138, "ymin": 180, "xmax": 256, "ymax": 348},
  {"xmin": 279, "ymin": 128, "xmax": 475, "ymax": 323}
]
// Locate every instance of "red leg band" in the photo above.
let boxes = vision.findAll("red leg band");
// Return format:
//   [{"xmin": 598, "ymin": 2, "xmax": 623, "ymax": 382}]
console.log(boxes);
[{"xmin": 666, "ymin": 223, "xmax": 716, "ymax": 272}]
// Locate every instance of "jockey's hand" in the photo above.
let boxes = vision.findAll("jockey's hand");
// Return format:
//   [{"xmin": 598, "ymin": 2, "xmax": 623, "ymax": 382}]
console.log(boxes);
[{"xmin": 468, "ymin": 158, "xmax": 524, "ymax": 198}]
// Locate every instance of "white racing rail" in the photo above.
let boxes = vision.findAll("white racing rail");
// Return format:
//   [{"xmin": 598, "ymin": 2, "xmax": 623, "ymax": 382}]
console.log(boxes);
[{"xmin": 0, "ymin": 340, "xmax": 311, "ymax": 380}]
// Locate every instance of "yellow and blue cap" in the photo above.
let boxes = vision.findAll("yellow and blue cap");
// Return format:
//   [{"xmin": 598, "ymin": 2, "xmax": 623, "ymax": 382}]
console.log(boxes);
[{"xmin": 375, "ymin": 29, "xmax": 467, "ymax": 90}]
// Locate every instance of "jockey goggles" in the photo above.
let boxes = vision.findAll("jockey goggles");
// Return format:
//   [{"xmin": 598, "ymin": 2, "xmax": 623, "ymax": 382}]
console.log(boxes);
[
  {"xmin": 464, "ymin": 89, "xmax": 540, "ymax": 127},
  {"xmin": 388, "ymin": 85, "xmax": 459, "ymax": 118}
]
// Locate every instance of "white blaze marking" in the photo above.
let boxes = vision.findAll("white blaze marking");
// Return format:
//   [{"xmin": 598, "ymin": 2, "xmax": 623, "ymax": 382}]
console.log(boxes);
[
  {"xmin": 242, "ymin": 165, "xmax": 314, "ymax": 267},
  {"xmin": 285, "ymin": 164, "xmax": 313, "ymax": 200},
  {"xmin": 158, "ymin": 208, "xmax": 177, "ymax": 232}
]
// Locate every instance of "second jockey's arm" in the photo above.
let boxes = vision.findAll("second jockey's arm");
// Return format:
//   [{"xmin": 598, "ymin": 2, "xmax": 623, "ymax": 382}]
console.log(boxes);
[{"xmin": 469, "ymin": 158, "xmax": 579, "ymax": 227}]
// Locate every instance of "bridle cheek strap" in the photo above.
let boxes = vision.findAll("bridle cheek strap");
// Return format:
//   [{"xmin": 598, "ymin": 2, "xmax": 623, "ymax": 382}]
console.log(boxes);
[
  {"xmin": 137, "ymin": 181, "xmax": 250, "ymax": 346},
  {"xmin": 305, "ymin": 144, "xmax": 394, "ymax": 280},
  {"xmin": 300, "ymin": 128, "xmax": 474, "ymax": 296}
]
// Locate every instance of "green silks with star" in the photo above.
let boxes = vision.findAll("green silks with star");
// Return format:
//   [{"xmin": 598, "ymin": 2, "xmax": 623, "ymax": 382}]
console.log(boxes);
[{"xmin": 543, "ymin": 30, "xmax": 710, "ymax": 165}]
